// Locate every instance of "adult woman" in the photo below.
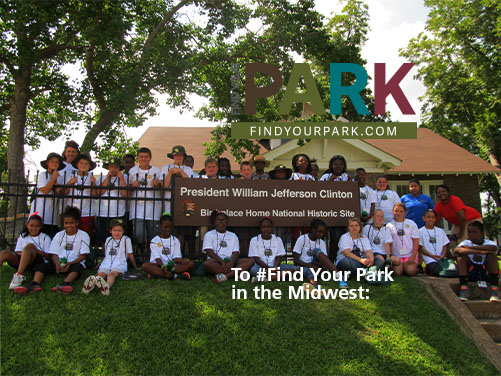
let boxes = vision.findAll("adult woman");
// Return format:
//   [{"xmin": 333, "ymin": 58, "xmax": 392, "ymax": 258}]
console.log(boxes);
[
  {"xmin": 60, "ymin": 140, "xmax": 80, "ymax": 178},
  {"xmin": 400, "ymin": 178, "xmax": 434, "ymax": 228},
  {"xmin": 373, "ymin": 175, "xmax": 400, "ymax": 224},
  {"xmin": 434, "ymin": 185, "xmax": 482, "ymax": 247}
]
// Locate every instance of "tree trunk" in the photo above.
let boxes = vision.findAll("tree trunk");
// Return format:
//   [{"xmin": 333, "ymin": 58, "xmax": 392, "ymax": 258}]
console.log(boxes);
[
  {"xmin": 7, "ymin": 66, "xmax": 31, "ymax": 216},
  {"xmin": 80, "ymin": 110, "xmax": 115, "ymax": 154}
]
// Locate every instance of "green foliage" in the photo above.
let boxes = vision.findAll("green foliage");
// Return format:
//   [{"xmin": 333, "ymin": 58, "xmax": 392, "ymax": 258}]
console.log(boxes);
[
  {"xmin": 1, "ymin": 269, "xmax": 498, "ymax": 375},
  {"xmin": 402, "ymin": 0, "xmax": 501, "ymax": 210}
]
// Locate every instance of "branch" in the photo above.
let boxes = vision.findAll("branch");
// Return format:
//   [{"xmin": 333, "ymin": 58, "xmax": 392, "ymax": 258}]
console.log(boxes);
[
  {"xmin": 85, "ymin": 41, "xmax": 106, "ymax": 111},
  {"xmin": 140, "ymin": 0, "xmax": 192, "ymax": 65}
]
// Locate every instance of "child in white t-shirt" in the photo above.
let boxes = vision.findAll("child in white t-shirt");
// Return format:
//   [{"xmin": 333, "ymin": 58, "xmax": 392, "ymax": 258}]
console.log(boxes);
[
  {"xmin": 128, "ymin": 147, "xmax": 162, "ymax": 246},
  {"xmin": 142, "ymin": 214, "xmax": 194, "ymax": 280},
  {"xmin": 336, "ymin": 217, "xmax": 373, "ymax": 277},
  {"xmin": 363, "ymin": 209, "xmax": 398, "ymax": 270},
  {"xmin": 6, "ymin": 214, "xmax": 52, "ymax": 293},
  {"xmin": 95, "ymin": 158, "xmax": 128, "ymax": 246},
  {"xmin": 162, "ymin": 145, "xmax": 194, "ymax": 213},
  {"xmin": 355, "ymin": 168, "xmax": 376, "ymax": 223},
  {"xmin": 62, "ymin": 154, "xmax": 98, "ymax": 238},
  {"xmin": 82, "ymin": 219, "xmax": 138, "ymax": 296},
  {"xmin": 49, "ymin": 207, "xmax": 91, "ymax": 294},
  {"xmin": 387, "ymin": 203, "xmax": 419, "ymax": 276},
  {"xmin": 289, "ymin": 154, "xmax": 315, "ymax": 181},
  {"xmin": 30, "ymin": 152, "xmax": 65, "ymax": 237},
  {"xmin": 418, "ymin": 209, "xmax": 450, "ymax": 276},
  {"xmin": 202, "ymin": 210, "xmax": 253, "ymax": 283},
  {"xmin": 248, "ymin": 217, "xmax": 290, "ymax": 282},
  {"xmin": 454, "ymin": 221, "xmax": 499, "ymax": 302},
  {"xmin": 373, "ymin": 175, "xmax": 401, "ymax": 224},
  {"xmin": 319, "ymin": 155, "xmax": 351, "ymax": 182},
  {"xmin": 293, "ymin": 219, "xmax": 348, "ymax": 288}
]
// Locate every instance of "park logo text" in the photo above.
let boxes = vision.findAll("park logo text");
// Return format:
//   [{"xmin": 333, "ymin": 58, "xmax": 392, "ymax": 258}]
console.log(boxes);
[{"xmin": 230, "ymin": 63, "xmax": 418, "ymax": 139}]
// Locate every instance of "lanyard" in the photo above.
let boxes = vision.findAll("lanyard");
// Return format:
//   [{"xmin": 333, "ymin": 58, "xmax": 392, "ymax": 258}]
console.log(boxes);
[
  {"xmin": 260, "ymin": 235, "xmax": 273, "ymax": 264},
  {"xmin": 109, "ymin": 236, "xmax": 123, "ymax": 266},
  {"xmin": 351, "ymin": 236, "xmax": 364, "ymax": 257},
  {"xmin": 303, "ymin": 235, "xmax": 319, "ymax": 257},
  {"xmin": 160, "ymin": 236, "xmax": 173, "ymax": 259},
  {"xmin": 361, "ymin": 186, "xmax": 370, "ymax": 206},
  {"xmin": 63, "ymin": 233, "xmax": 77, "ymax": 259},
  {"xmin": 395, "ymin": 221, "xmax": 406, "ymax": 246},
  {"xmin": 215, "ymin": 232, "xmax": 227, "ymax": 255},
  {"xmin": 368, "ymin": 225, "xmax": 382, "ymax": 247},
  {"xmin": 377, "ymin": 190, "xmax": 387, "ymax": 205},
  {"xmin": 29, "ymin": 235, "xmax": 43, "ymax": 252},
  {"xmin": 425, "ymin": 227, "xmax": 437, "ymax": 254}
]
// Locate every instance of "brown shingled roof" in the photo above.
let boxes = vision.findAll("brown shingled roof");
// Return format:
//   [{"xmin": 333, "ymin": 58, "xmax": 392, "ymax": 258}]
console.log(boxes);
[
  {"xmin": 139, "ymin": 126, "xmax": 499, "ymax": 174},
  {"xmin": 138, "ymin": 126, "xmax": 268, "ymax": 172},
  {"xmin": 363, "ymin": 128, "xmax": 499, "ymax": 173}
]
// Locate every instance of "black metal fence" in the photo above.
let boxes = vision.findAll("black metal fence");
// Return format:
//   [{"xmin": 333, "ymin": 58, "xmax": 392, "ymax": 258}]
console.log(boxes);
[{"xmin": 0, "ymin": 170, "xmax": 303, "ymax": 263}]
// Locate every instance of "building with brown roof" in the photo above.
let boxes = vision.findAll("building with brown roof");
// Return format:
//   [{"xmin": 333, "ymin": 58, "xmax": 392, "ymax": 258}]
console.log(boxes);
[{"xmin": 139, "ymin": 125, "xmax": 500, "ymax": 233}]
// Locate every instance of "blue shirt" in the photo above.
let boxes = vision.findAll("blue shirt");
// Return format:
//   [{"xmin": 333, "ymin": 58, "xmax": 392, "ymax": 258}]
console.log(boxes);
[{"xmin": 401, "ymin": 193, "xmax": 434, "ymax": 228}]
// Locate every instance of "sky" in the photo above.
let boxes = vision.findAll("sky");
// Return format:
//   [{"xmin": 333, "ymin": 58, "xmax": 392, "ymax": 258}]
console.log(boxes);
[{"xmin": 25, "ymin": 0, "xmax": 429, "ymax": 175}]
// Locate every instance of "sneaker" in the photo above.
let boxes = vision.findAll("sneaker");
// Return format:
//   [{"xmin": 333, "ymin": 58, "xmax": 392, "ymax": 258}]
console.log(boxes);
[
  {"xmin": 9, "ymin": 273, "xmax": 26, "ymax": 290},
  {"xmin": 82, "ymin": 276, "xmax": 96, "ymax": 294},
  {"xmin": 338, "ymin": 278, "xmax": 349, "ymax": 289},
  {"xmin": 95, "ymin": 276, "xmax": 110, "ymax": 296},
  {"xmin": 215, "ymin": 273, "xmax": 228, "ymax": 283},
  {"xmin": 14, "ymin": 282, "xmax": 42, "ymax": 294},
  {"xmin": 174, "ymin": 272, "xmax": 191, "ymax": 281},
  {"xmin": 251, "ymin": 276, "xmax": 268, "ymax": 283},
  {"xmin": 52, "ymin": 282, "xmax": 73, "ymax": 294},
  {"xmin": 458, "ymin": 284, "xmax": 470, "ymax": 301},
  {"xmin": 489, "ymin": 285, "xmax": 501, "ymax": 302}
]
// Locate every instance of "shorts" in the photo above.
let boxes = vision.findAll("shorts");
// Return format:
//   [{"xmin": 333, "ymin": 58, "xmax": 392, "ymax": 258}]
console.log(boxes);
[
  {"xmin": 34, "ymin": 262, "xmax": 84, "ymax": 279},
  {"xmin": 400, "ymin": 256, "xmax": 418, "ymax": 264},
  {"xmin": 98, "ymin": 267, "xmax": 123, "ymax": 275},
  {"xmin": 467, "ymin": 260, "xmax": 488, "ymax": 282},
  {"xmin": 425, "ymin": 262, "xmax": 441, "ymax": 277}
]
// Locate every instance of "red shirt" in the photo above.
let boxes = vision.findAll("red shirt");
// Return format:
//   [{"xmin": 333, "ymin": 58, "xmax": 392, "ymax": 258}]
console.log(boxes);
[{"xmin": 434, "ymin": 195, "xmax": 481, "ymax": 225}]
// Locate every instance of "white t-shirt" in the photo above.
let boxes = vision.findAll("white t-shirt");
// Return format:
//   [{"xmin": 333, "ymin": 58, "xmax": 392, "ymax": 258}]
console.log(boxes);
[
  {"xmin": 248, "ymin": 234, "xmax": 286, "ymax": 267},
  {"xmin": 457, "ymin": 239, "xmax": 497, "ymax": 265},
  {"xmin": 202, "ymin": 230, "xmax": 239, "ymax": 260},
  {"xmin": 289, "ymin": 172, "xmax": 315, "ymax": 181},
  {"xmin": 15, "ymin": 233, "xmax": 52, "ymax": 262},
  {"xmin": 319, "ymin": 172, "xmax": 349, "ymax": 181},
  {"xmin": 60, "ymin": 162, "xmax": 78, "ymax": 178},
  {"xmin": 418, "ymin": 226, "xmax": 449, "ymax": 265},
  {"xmin": 128, "ymin": 165, "xmax": 162, "ymax": 220},
  {"xmin": 363, "ymin": 224, "xmax": 393, "ymax": 256},
  {"xmin": 161, "ymin": 164, "xmax": 194, "ymax": 212},
  {"xmin": 30, "ymin": 171, "xmax": 65, "ymax": 225},
  {"xmin": 99, "ymin": 235, "xmax": 133, "ymax": 272},
  {"xmin": 49, "ymin": 229, "xmax": 90, "ymax": 267},
  {"xmin": 359, "ymin": 186, "xmax": 376, "ymax": 215},
  {"xmin": 66, "ymin": 173, "xmax": 96, "ymax": 216},
  {"xmin": 374, "ymin": 190, "xmax": 401, "ymax": 223},
  {"xmin": 97, "ymin": 175, "xmax": 126, "ymax": 217},
  {"xmin": 293, "ymin": 234, "xmax": 327, "ymax": 264},
  {"xmin": 336, "ymin": 232, "xmax": 372, "ymax": 265},
  {"xmin": 387, "ymin": 219, "xmax": 419, "ymax": 258},
  {"xmin": 150, "ymin": 235, "xmax": 182, "ymax": 264}
]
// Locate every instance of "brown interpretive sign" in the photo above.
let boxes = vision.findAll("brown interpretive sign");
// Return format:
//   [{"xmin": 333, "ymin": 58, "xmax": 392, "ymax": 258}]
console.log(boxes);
[{"xmin": 172, "ymin": 179, "xmax": 360, "ymax": 226}]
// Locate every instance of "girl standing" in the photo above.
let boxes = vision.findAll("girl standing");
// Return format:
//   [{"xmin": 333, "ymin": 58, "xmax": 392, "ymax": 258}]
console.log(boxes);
[
  {"xmin": 373, "ymin": 175, "xmax": 400, "ymax": 224},
  {"xmin": 319, "ymin": 155, "xmax": 350, "ymax": 182},
  {"xmin": 289, "ymin": 154, "xmax": 315, "ymax": 181},
  {"xmin": 400, "ymin": 178, "xmax": 434, "ymax": 228}
]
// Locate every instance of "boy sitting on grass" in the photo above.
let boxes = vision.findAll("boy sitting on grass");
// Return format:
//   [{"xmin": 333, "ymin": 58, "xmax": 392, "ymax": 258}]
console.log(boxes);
[{"xmin": 455, "ymin": 221, "xmax": 500, "ymax": 302}]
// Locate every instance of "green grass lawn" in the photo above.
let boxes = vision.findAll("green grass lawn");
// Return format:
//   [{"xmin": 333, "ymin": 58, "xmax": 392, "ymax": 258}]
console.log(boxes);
[{"xmin": 1, "ymin": 266, "xmax": 498, "ymax": 376}]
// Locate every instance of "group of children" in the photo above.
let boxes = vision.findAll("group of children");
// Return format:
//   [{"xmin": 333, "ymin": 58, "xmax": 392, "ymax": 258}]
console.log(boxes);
[{"xmin": 1, "ymin": 142, "xmax": 498, "ymax": 301}]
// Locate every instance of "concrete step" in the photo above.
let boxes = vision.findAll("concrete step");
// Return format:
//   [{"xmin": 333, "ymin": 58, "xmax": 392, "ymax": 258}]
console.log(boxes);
[
  {"xmin": 463, "ymin": 301, "xmax": 501, "ymax": 319},
  {"xmin": 478, "ymin": 319, "xmax": 501, "ymax": 342}
]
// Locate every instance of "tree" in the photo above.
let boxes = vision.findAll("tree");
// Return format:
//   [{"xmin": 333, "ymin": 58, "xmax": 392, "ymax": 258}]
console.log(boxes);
[
  {"xmin": 0, "ymin": 0, "xmax": 88, "ymax": 215},
  {"xmin": 402, "ymin": 0, "xmax": 501, "ymax": 214},
  {"xmin": 202, "ymin": 0, "xmax": 388, "ymax": 161}
]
